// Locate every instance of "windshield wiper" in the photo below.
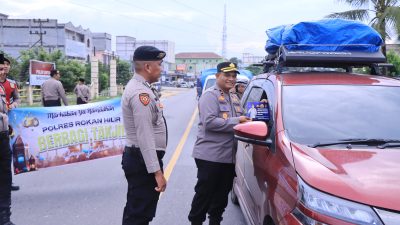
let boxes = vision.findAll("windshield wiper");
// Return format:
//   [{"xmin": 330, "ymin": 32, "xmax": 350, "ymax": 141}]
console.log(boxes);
[
  {"xmin": 377, "ymin": 142, "xmax": 400, "ymax": 149},
  {"xmin": 309, "ymin": 139, "xmax": 400, "ymax": 149}
]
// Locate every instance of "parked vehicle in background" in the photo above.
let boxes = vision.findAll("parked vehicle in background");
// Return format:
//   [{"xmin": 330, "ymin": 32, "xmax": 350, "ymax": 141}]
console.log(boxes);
[
  {"xmin": 179, "ymin": 81, "xmax": 189, "ymax": 88},
  {"xmin": 199, "ymin": 68, "xmax": 253, "ymax": 97},
  {"xmin": 153, "ymin": 81, "xmax": 162, "ymax": 93},
  {"xmin": 232, "ymin": 19, "xmax": 400, "ymax": 225}
]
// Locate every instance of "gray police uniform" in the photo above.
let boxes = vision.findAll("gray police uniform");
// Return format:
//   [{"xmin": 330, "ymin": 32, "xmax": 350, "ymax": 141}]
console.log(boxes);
[
  {"xmin": 0, "ymin": 84, "xmax": 12, "ymax": 223},
  {"xmin": 121, "ymin": 73, "xmax": 167, "ymax": 225},
  {"xmin": 189, "ymin": 84, "xmax": 243, "ymax": 225},
  {"xmin": 41, "ymin": 78, "xmax": 69, "ymax": 107},
  {"xmin": 74, "ymin": 84, "xmax": 91, "ymax": 104}
]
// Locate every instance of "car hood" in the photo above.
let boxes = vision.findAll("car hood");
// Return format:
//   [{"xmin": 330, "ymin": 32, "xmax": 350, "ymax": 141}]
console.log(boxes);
[{"xmin": 291, "ymin": 143, "xmax": 400, "ymax": 211}]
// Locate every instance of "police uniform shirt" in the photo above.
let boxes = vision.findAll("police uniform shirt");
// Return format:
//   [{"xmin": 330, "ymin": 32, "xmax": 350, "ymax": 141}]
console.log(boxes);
[
  {"xmin": 0, "ymin": 78, "xmax": 20, "ymax": 108},
  {"xmin": 41, "ymin": 77, "xmax": 69, "ymax": 105},
  {"xmin": 192, "ymin": 84, "xmax": 244, "ymax": 164},
  {"xmin": 74, "ymin": 84, "xmax": 91, "ymax": 101},
  {"xmin": 0, "ymin": 85, "xmax": 9, "ymax": 132},
  {"xmin": 121, "ymin": 74, "xmax": 167, "ymax": 173}
]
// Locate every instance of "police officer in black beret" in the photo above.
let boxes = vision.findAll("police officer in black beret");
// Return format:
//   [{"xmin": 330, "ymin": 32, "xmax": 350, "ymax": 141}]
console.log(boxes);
[{"xmin": 121, "ymin": 46, "xmax": 168, "ymax": 225}]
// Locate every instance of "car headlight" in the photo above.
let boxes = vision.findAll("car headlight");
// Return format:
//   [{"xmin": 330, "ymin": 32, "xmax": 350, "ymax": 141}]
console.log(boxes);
[{"xmin": 297, "ymin": 176, "xmax": 383, "ymax": 225}]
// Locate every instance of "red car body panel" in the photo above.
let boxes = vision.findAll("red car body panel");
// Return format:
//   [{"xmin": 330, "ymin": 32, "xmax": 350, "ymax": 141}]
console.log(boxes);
[
  {"xmin": 234, "ymin": 72, "xmax": 400, "ymax": 225},
  {"xmin": 292, "ymin": 143, "xmax": 400, "ymax": 211}
]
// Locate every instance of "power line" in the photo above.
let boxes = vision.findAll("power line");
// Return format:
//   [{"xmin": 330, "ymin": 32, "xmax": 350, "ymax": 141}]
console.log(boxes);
[{"xmin": 29, "ymin": 19, "xmax": 49, "ymax": 47}]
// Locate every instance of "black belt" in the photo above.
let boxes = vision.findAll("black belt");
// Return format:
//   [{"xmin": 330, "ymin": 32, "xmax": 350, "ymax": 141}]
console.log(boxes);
[{"xmin": 124, "ymin": 146, "xmax": 165, "ymax": 160}]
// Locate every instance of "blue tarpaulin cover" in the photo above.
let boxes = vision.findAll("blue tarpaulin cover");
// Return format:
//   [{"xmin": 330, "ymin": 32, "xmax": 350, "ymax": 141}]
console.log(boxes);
[{"xmin": 265, "ymin": 19, "xmax": 383, "ymax": 54}]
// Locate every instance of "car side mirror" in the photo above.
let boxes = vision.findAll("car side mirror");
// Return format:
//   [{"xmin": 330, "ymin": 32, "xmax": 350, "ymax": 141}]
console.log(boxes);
[{"xmin": 234, "ymin": 121, "xmax": 272, "ymax": 147}]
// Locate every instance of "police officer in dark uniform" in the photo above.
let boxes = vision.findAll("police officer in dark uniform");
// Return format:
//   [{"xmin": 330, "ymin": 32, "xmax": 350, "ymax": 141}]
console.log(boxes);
[
  {"xmin": 121, "ymin": 46, "xmax": 168, "ymax": 225},
  {"xmin": 0, "ymin": 54, "xmax": 15, "ymax": 225},
  {"xmin": 188, "ymin": 62, "xmax": 251, "ymax": 225},
  {"xmin": 1, "ymin": 56, "xmax": 20, "ymax": 192}
]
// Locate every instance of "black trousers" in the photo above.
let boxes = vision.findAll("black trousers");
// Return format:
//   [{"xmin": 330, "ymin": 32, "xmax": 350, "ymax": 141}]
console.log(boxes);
[
  {"xmin": 121, "ymin": 147, "xmax": 165, "ymax": 225},
  {"xmin": 0, "ymin": 132, "xmax": 11, "ymax": 210},
  {"xmin": 188, "ymin": 159, "xmax": 235, "ymax": 224},
  {"xmin": 43, "ymin": 99, "xmax": 61, "ymax": 107},
  {"xmin": 77, "ymin": 98, "xmax": 87, "ymax": 105}
]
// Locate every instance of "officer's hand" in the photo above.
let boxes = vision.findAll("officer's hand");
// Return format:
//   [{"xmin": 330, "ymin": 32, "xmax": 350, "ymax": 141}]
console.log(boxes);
[
  {"xmin": 239, "ymin": 116, "xmax": 252, "ymax": 123},
  {"xmin": 154, "ymin": 170, "xmax": 167, "ymax": 192}
]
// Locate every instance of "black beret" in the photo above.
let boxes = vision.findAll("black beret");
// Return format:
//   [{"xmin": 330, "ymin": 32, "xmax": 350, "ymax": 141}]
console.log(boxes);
[
  {"xmin": 133, "ymin": 46, "xmax": 166, "ymax": 61},
  {"xmin": 217, "ymin": 62, "xmax": 240, "ymax": 73},
  {"xmin": 0, "ymin": 54, "xmax": 4, "ymax": 64}
]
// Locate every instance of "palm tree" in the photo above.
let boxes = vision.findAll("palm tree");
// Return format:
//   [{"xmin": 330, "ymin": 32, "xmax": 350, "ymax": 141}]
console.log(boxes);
[{"xmin": 327, "ymin": 0, "xmax": 400, "ymax": 55}]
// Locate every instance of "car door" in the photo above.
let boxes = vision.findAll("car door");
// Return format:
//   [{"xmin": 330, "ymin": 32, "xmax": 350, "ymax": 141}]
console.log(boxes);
[{"xmin": 240, "ymin": 80, "xmax": 273, "ymax": 224}]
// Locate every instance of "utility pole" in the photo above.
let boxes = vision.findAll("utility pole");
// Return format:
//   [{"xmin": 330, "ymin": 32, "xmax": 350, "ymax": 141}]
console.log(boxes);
[{"xmin": 29, "ymin": 19, "xmax": 49, "ymax": 47}]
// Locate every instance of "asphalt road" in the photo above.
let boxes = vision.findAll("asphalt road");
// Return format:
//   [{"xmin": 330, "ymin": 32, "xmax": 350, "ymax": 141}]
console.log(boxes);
[{"xmin": 11, "ymin": 87, "xmax": 246, "ymax": 225}]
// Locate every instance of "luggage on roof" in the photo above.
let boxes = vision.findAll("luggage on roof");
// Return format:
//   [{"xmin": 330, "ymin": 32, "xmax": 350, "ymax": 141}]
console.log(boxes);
[{"xmin": 265, "ymin": 19, "xmax": 383, "ymax": 55}]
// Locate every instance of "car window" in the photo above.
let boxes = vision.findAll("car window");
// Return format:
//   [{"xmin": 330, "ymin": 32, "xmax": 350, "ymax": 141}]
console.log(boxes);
[
  {"xmin": 282, "ymin": 85, "xmax": 400, "ymax": 145},
  {"xmin": 243, "ymin": 86, "xmax": 270, "ymax": 122}
]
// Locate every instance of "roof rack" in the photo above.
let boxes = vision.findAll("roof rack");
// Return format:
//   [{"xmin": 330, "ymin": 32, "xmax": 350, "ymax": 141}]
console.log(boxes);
[{"xmin": 277, "ymin": 45, "xmax": 386, "ymax": 67}]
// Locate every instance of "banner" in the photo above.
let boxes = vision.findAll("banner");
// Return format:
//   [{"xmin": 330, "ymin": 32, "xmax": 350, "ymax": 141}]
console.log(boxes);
[
  {"xmin": 29, "ymin": 60, "xmax": 55, "ymax": 86},
  {"xmin": 9, "ymin": 98, "xmax": 125, "ymax": 174}
]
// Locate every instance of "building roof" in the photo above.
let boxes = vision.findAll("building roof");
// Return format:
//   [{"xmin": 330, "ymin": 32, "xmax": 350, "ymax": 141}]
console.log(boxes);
[{"xmin": 176, "ymin": 52, "xmax": 222, "ymax": 59}]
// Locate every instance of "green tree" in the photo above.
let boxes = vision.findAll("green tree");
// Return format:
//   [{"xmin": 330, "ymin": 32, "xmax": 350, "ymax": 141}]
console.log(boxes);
[
  {"xmin": 98, "ymin": 62, "xmax": 109, "ymax": 92},
  {"xmin": 0, "ymin": 52, "xmax": 20, "ymax": 81},
  {"xmin": 18, "ymin": 47, "xmax": 86, "ymax": 92},
  {"xmin": 327, "ymin": 0, "xmax": 400, "ymax": 55},
  {"xmin": 57, "ymin": 60, "xmax": 86, "ymax": 92},
  {"xmin": 18, "ymin": 48, "xmax": 65, "ymax": 82},
  {"xmin": 245, "ymin": 65, "xmax": 263, "ymax": 75},
  {"xmin": 386, "ymin": 51, "xmax": 400, "ymax": 75},
  {"xmin": 116, "ymin": 59, "xmax": 133, "ymax": 85}
]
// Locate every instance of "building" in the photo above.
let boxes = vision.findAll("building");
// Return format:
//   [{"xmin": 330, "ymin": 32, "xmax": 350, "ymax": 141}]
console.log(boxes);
[
  {"xmin": 242, "ymin": 53, "xmax": 264, "ymax": 67},
  {"xmin": 116, "ymin": 36, "xmax": 175, "ymax": 73},
  {"xmin": 92, "ymin": 32, "xmax": 113, "ymax": 65},
  {"xmin": 115, "ymin": 36, "xmax": 136, "ymax": 62},
  {"xmin": 0, "ymin": 14, "xmax": 94, "ymax": 61},
  {"xmin": 174, "ymin": 52, "xmax": 224, "ymax": 76}
]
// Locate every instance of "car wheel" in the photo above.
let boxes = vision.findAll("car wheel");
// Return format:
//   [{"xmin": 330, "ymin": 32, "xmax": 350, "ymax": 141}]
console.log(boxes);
[{"xmin": 230, "ymin": 188, "xmax": 239, "ymax": 205}]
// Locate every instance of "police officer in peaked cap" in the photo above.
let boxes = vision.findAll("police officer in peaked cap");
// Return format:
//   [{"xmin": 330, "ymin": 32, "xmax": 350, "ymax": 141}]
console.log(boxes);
[
  {"xmin": 188, "ymin": 62, "xmax": 251, "ymax": 225},
  {"xmin": 121, "ymin": 46, "xmax": 168, "ymax": 225},
  {"xmin": 0, "ymin": 53, "xmax": 16, "ymax": 225}
]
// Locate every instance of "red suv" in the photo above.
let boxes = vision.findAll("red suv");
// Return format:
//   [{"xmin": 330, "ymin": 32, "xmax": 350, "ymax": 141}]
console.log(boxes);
[{"xmin": 232, "ymin": 50, "xmax": 400, "ymax": 225}]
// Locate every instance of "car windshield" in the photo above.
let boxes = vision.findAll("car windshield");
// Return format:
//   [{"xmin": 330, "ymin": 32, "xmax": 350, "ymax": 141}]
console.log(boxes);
[
  {"xmin": 204, "ymin": 78, "xmax": 216, "ymax": 90},
  {"xmin": 282, "ymin": 85, "xmax": 400, "ymax": 146}
]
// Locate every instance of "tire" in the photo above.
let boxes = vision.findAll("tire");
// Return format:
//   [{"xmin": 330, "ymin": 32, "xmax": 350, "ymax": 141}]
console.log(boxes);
[{"xmin": 230, "ymin": 188, "xmax": 239, "ymax": 205}]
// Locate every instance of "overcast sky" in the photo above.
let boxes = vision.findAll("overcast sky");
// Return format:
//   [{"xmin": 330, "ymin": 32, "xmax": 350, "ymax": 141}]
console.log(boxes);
[{"xmin": 2, "ymin": 0, "xmax": 352, "ymax": 58}]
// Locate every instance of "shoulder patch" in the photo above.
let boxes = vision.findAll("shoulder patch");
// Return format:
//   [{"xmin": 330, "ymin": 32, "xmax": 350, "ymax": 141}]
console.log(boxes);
[{"xmin": 139, "ymin": 93, "xmax": 150, "ymax": 106}]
